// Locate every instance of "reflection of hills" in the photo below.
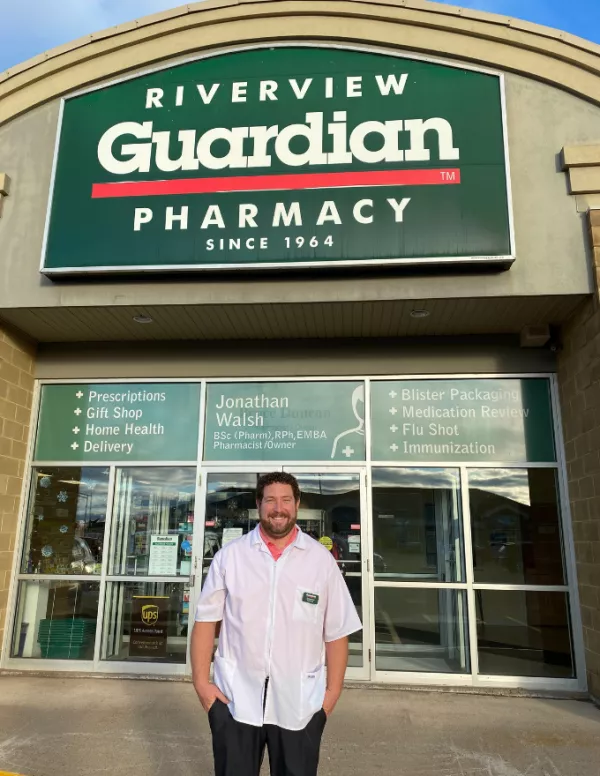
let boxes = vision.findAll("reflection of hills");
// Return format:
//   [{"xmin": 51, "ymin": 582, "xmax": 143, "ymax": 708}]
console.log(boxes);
[
  {"xmin": 85, "ymin": 515, "xmax": 106, "ymax": 525},
  {"xmin": 468, "ymin": 468, "xmax": 531, "ymax": 506},
  {"xmin": 374, "ymin": 467, "xmax": 458, "ymax": 491},
  {"xmin": 208, "ymin": 474, "xmax": 359, "ymax": 498},
  {"xmin": 470, "ymin": 469, "xmax": 563, "ymax": 587},
  {"xmin": 207, "ymin": 489, "xmax": 254, "ymax": 503},
  {"xmin": 373, "ymin": 468, "xmax": 533, "ymax": 506},
  {"xmin": 373, "ymin": 467, "xmax": 535, "ymax": 509}
]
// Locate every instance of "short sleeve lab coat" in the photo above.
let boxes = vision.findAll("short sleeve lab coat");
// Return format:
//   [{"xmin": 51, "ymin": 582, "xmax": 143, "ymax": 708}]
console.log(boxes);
[{"xmin": 195, "ymin": 525, "xmax": 362, "ymax": 730}]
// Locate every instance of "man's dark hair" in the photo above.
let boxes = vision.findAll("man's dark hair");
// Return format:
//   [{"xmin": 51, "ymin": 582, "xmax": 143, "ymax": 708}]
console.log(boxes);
[{"xmin": 256, "ymin": 471, "xmax": 301, "ymax": 502}]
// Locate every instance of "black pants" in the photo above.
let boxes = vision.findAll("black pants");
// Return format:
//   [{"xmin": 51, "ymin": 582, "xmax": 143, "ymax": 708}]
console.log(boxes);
[{"xmin": 208, "ymin": 699, "xmax": 327, "ymax": 776}]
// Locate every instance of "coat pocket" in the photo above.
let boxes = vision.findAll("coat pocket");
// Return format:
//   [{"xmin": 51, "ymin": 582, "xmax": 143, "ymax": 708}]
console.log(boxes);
[
  {"xmin": 301, "ymin": 663, "xmax": 326, "ymax": 718},
  {"xmin": 213, "ymin": 654, "xmax": 236, "ymax": 702},
  {"xmin": 292, "ymin": 585, "xmax": 321, "ymax": 625}
]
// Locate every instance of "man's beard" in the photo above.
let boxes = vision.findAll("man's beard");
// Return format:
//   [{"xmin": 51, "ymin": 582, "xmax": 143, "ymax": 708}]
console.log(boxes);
[{"xmin": 259, "ymin": 511, "xmax": 297, "ymax": 540}]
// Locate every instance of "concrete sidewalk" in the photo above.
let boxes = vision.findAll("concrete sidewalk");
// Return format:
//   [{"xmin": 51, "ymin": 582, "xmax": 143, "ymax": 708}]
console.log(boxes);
[{"xmin": 0, "ymin": 676, "xmax": 598, "ymax": 776}]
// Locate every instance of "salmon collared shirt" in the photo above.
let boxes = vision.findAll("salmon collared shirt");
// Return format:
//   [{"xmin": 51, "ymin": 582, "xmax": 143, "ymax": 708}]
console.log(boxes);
[
  {"xmin": 259, "ymin": 524, "xmax": 298, "ymax": 561},
  {"xmin": 195, "ymin": 524, "xmax": 362, "ymax": 730}
]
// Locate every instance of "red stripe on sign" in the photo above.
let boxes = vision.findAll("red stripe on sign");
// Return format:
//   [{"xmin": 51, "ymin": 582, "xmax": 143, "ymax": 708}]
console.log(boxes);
[{"xmin": 91, "ymin": 168, "xmax": 460, "ymax": 198}]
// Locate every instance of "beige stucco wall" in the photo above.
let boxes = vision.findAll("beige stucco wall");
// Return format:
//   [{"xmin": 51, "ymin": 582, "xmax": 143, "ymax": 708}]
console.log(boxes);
[{"xmin": 0, "ymin": 66, "xmax": 597, "ymax": 313}]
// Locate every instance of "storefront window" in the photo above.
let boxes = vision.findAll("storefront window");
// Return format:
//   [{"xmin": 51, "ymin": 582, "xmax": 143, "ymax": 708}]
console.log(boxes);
[
  {"xmin": 21, "ymin": 467, "xmax": 109, "ymax": 575},
  {"xmin": 203, "ymin": 473, "xmax": 265, "ymax": 569},
  {"xmin": 476, "ymin": 590, "xmax": 574, "ymax": 678},
  {"xmin": 374, "ymin": 588, "xmax": 469, "ymax": 673},
  {"xmin": 8, "ymin": 376, "xmax": 576, "ymax": 686},
  {"xmin": 101, "ymin": 581, "xmax": 189, "ymax": 663},
  {"xmin": 109, "ymin": 467, "xmax": 196, "ymax": 577},
  {"xmin": 372, "ymin": 468, "xmax": 464, "ymax": 582},
  {"xmin": 11, "ymin": 580, "xmax": 100, "ymax": 659},
  {"xmin": 469, "ymin": 469, "xmax": 566, "ymax": 585}
]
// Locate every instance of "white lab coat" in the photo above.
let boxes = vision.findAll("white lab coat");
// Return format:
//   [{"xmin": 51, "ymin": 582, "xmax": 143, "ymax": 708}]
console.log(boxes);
[{"xmin": 195, "ymin": 525, "xmax": 362, "ymax": 730}]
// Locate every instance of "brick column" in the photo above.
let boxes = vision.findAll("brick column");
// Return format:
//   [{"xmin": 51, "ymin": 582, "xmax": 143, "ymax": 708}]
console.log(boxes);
[
  {"xmin": 0, "ymin": 321, "xmax": 36, "ymax": 659},
  {"xmin": 557, "ymin": 209, "xmax": 600, "ymax": 703}
]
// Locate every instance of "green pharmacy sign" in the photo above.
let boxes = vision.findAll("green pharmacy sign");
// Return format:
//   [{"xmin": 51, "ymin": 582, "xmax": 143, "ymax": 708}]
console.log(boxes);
[
  {"xmin": 42, "ymin": 47, "xmax": 513, "ymax": 274},
  {"xmin": 371, "ymin": 379, "xmax": 556, "ymax": 463},
  {"xmin": 204, "ymin": 382, "xmax": 366, "ymax": 461},
  {"xmin": 35, "ymin": 383, "xmax": 201, "ymax": 461}
]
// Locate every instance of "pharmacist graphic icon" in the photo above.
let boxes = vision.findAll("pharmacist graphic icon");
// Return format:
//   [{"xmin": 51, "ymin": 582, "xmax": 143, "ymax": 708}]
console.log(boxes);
[{"xmin": 331, "ymin": 385, "xmax": 365, "ymax": 459}]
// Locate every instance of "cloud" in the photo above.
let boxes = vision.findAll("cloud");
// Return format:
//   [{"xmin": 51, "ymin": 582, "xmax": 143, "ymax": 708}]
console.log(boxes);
[{"xmin": 0, "ymin": 0, "xmax": 189, "ymax": 71}]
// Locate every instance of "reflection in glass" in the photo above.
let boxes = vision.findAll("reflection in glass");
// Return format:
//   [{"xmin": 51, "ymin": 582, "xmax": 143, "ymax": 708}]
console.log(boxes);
[
  {"xmin": 372, "ymin": 468, "xmax": 464, "ymax": 582},
  {"xmin": 203, "ymin": 472, "xmax": 364, "ymax": 667},
  {"xmin": 469, "ymin": 469, "xmax": 565, "ymax": 585},
  {"xmin": 11, "ymin": 580, "xmax": 99, "ymax": 659},
  {"xmin": 102, "ymin": 581, "xmax": 189, "ymax": 663},
  {"xmin": 109, "ymin": 468, "xmax": 196, "ymax": 576},
  {"xmin": 294, "ymin": 473, "xmax": 363, "ymax": 666},
  {"xmin": 477, "ymin": 590, "xmax": 573, "ymax": 677},
  {"xmin": 204, "ymin": 473, "xmax": 267, "ymax": 565},
  {"xmin": 201, "ymin": 468, "xmax": 270, "ymax": 665},
  {"xmin": 374, "ymin": 588, "xmax": 469, "ymax": 673},
  {"xmin": 21, "ymin": 467, "xmax": 109, "ymax": 575}
]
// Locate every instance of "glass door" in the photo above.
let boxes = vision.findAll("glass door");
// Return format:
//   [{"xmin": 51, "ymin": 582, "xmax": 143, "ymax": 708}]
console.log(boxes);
[
  {"xmin": 197, "ymin": 468, "xmax": 274, "ymax": 583},
  {"xmin": 100, "ymin": 466, "xmax": 197, "ymax": 669},
  {"xmin": 194, "ymin": 467, "xmax": 370, "ymax": 680},
  {"xmin": 192, "ymin": 468, "xmax": 276, "ymax": 675},
  {"xmin": 371, "ymin": 467, "xmax": 469, "ymax": 676},
  {"xmin": 283, "ymin": 467, "xmax": 370, "ymax": 680}
]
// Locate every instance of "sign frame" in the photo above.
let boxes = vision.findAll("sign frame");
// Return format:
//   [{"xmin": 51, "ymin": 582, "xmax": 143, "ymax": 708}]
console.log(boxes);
[{"xmin": 39, "ymin": 42, "xmax": 516, "ymax": 276}]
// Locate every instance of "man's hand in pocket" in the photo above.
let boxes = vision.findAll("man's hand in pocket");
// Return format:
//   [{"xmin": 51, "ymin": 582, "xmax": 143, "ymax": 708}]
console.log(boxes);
[{"xmin": 194, "ymin": 681, "xmax": 230, "ymax": 713}]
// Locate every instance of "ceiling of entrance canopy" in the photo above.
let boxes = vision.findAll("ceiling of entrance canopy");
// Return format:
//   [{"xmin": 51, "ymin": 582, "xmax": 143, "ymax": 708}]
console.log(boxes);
[{"xmin": 0, "ymin": 295, "xmax": 583, "ymax": 343}]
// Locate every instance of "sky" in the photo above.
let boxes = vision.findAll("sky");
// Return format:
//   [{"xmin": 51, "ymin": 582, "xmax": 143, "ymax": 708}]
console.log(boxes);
[{"xmin": 0, "ymin": 0, "xmax": 599, "ymax": 73}]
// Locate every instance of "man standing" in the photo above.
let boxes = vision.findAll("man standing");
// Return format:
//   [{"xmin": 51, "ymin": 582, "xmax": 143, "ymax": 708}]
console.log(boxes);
[{"xmin": 192, "ymin": 471, "xmax": 362, "ymax": 776}]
